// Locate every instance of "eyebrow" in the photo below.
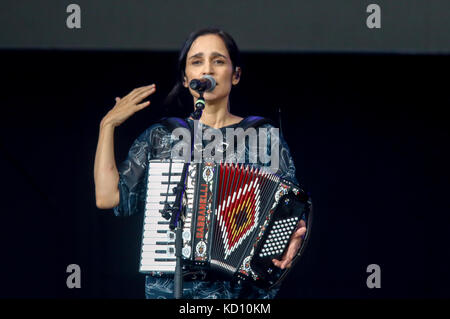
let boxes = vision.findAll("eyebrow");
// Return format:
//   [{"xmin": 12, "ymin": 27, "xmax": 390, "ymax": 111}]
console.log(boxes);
[{"xmin": 188, "ymin": 52, "xmax": 227, "ymax": 60}]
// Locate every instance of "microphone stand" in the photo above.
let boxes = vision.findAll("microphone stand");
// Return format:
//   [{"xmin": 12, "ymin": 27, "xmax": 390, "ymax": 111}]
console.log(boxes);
[
  {"xmin": 168, "ymin": 163, "xmax": 189, "ymax": 299},
  {"xmin": 168, "ymin": 85, "xmax": 205, "ymax": 297},
  {"xmin": 190, "ymin": 91, "xmax": 206, "ymax": 120}
]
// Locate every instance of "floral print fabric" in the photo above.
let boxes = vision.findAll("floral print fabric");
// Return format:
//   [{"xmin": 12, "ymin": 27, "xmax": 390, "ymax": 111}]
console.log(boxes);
[{"xmin": 113, "ymin": 118, "xmax": 298, "ymax": 299}]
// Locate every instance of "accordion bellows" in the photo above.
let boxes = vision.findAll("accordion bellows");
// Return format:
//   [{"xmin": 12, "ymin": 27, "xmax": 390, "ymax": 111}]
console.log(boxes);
[{"xmin": 139, "ymin": 159, "xmax": 310, "ymax": 288}]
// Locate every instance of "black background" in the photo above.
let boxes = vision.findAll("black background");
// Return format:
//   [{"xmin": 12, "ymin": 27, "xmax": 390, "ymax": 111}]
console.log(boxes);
[{"xmin": 0, "ymin": 50, "xmax": 449, "ymax": 299}]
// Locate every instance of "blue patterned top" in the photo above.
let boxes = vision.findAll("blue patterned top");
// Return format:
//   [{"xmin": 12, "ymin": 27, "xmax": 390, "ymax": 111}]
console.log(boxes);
[{"xmin": 113, "ymin": 118, "xmax": 299, "ymax": 299}]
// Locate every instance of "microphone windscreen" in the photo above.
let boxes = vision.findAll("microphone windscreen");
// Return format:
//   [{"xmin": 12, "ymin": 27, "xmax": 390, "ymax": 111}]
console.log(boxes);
[{"xmin": 202, "ymin": 75, "xmax": 216, "ymax": 91}]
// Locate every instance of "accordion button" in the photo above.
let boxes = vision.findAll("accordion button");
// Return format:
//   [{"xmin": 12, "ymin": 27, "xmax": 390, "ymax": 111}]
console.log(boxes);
[
  {"xmin": 182, "ymin": 246, "xmax": 191, "ymax": 258},
  {"xmin": 182, "ymin": 230, "xmax": 191, "ymax": 240}
]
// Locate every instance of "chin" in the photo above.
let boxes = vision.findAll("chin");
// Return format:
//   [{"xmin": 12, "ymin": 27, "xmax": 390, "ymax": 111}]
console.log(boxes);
[{"xmin": 203, "ymin": 93, "xmax": 218, "ymax": 101}]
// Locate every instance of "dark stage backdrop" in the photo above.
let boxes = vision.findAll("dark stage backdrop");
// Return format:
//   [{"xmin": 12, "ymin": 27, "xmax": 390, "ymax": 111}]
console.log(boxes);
[{"xmin": 0, "ymin": 50, "xmax": 448, "ymax": 299}]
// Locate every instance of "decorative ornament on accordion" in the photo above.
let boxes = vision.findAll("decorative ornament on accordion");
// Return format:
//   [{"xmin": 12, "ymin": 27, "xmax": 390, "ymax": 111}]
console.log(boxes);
[
  {"xmin": 216, "ymin": 177, "xmax": 262, "ymax": 260},
  {"xmin": 203, "ymin": 164, "xmax": 214, "ymax": 182},
  {"xmin": 196, "ymin": 241, "xmax": 207, "ymax": 258},
  {"xmin": 274, "ymin": 184, "xmax": 289, "ymax": 204}
]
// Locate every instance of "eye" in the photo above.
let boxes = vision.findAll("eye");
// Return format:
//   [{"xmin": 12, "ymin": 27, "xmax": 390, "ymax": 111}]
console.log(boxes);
[
  {"xmin": 191, "ymin": 60, "xmax": 201, "ymax": 65},
  {"xmin": 215, "ymin": 59, "xmax": 225, "ymax": 64}
]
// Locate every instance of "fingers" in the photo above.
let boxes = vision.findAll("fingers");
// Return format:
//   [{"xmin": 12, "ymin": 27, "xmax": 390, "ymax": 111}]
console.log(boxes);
[
  {"xmin": 273, "ymin": 257, "xmax": 289, "ymax": 269},
  {"xmin": 272, "ymin": 258, "xmax": 283, "ymax": 268},
  {"xmin": 128, "ymin": 84, "xmax": 156, "ymax": 101},
  {"xmin": 272, "ymin": 257, "xmax": 291, "ymax": 270},
  {"xmin": 272, "ymin": 247, "xmax": 294, "ymax": 269},
  {"xmin": 115, "ymin": 84, "xmax": 156, "ymax": 110},
  {"xmin": 272, "ymin": 223, "xmax": 307, "ymax": 270},
  {"xmin": 132, "ymin": 85, "xmax": 156, "ymax": 103},
  {"xmin": 136, "ymin": 100, "xmax": 151, "ymax": 110},
  {"xmin": 273, "ymin": 246, "xmax": 297, "ymax": 269},
  {"xmin": 130, "ymin": 85, "xmax": 156, "ymax": 103},
  {"xmin": 299, "ymin": 219, "xmax": 306, "ymax": 228}
]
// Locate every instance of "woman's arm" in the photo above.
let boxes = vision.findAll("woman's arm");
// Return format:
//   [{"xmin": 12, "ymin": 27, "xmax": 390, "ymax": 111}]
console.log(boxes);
[
  {"xmin": 93, "ymin": 84, "xmax": 156, "ymax": 209},
  {"xmin": 94, "ymin": 120, "xmax": 120, "ymax": 209}
]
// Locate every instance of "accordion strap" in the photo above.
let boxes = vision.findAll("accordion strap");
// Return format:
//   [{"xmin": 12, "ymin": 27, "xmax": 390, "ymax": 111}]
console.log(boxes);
[
  {"xmin": 159, "ymin": 117, "xmax": 193, "ymax": 133},
  {"xmin": 159, "ymin": 116, "xmax": 276, "ymax": 132},
  {"xmin": 237, "ymin": 115, "xmax": 276, "ymax": 130},
  {"xmin": 158, "ymin": 115, "xmax": 275, "ymax": 155}
]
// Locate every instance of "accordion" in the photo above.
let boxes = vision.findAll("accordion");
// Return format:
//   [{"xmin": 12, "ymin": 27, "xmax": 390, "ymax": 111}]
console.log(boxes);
[{"xmin": 139, "ymin": 159, "xmax": 311, "ymax": 288}]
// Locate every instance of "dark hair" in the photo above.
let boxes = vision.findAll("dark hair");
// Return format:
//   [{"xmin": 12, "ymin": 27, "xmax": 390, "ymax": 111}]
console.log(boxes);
[{"xmin": 163, "ymin": 27, "xmax": 242, "ymax": 108}]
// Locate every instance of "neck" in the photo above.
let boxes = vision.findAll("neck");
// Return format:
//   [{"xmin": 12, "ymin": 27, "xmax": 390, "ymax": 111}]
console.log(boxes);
[{"xmin": 193, "ymin": 96, "xmax": 237, "ymax": 129}]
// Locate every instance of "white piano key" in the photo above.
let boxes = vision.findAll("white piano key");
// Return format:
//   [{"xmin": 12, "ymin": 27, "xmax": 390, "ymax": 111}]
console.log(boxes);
[
  {"xmin": 149, "ymin": 161, "xmax": 184, "ymax": 167},
  {"xmin": 145, "ymin": 211, "xmax": 172, "ymax": 218},
  {"xmin": 144, "ymin": 216, "xmax": 170, "ymax": 223},
  {"xmin": 140, "ymin": 258, "xmax": 176, "ymax": 266},
  {"xmin": 146, "ymin": 190, "xmax": 172, "ymax": 197},
  {"xmin": 146, "ymin": 195, "xmax": 176, "ymax": 203},
  {"xmin": 143, "ymin": 219, "xmax": 192, "ymax": 227},
  {"xmin": 144, "ymin": 217, "xmax": 166, "ymax": 224},
  {"xmin": 142, "ymin": 244, "xmax": 174, "ymax": 252},
  {"xmin": 143, "ymin": 218, "xmax": 171, "ymax": 224},
  {"xmin": 144, "ymin": 209, "xmax": 164, "ymax": 216},
  {"xmin": 141, "ymin": 251, "xmax": 175, "ymax": 258},
  {"xmin": 145, "ymin": 203, "xmax": 166, "ymax": 210},
  {"xmin": 148, "ymin": 165, "xmax": 183, "ymax": 172},
  {"xmin": 148, "ymin": 167, "xmax": 183, "ymax": 173},
  {"xmin": 148, "ymin": 186, "xmax": 175, "ymax": 192},
  {"xmin": 147, "ymin": 176, "xmax": 181, "ymax": 183},
  {"xmin": 143, "ymin": 230, "xmax": 175, "ymax": 239},
  {"xmin": 144, "ymin": 224, "xmax": 172, "ymax": 231},
  {"xmin": 149, "ymin": 162, "xmax": 184, "ymax": 168},
  {"xmin": 140, "ymin": 265, "xmax": 175, "ymax": 272},
  {"xmin": 148, "ymin": 167, "xmax": 183, "ymax": 174},
  {"xmin": 141, "ymin": 245, "xmax": 174, "ymax": 252}
]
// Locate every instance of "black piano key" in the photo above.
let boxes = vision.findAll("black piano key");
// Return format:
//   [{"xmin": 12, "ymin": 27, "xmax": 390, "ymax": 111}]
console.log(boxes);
[
  {"xmin": 155, "ymin": 241, "xmax": 175, "ymax": 245},
  {"xmin": 155, "ymin": 258, "xmax": 176, "ymax": 262}
]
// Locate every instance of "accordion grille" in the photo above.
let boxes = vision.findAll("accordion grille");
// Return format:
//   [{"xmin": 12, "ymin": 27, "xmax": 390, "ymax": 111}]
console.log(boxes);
[{"xmin": 210, "ymin": 163, "xmax": 279, "ymax": 274}]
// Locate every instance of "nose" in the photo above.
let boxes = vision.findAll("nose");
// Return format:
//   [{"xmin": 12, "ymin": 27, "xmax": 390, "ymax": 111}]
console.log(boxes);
[{"xmin": 201, "ymin": 61, "xmax": 214, "ymax": 76}]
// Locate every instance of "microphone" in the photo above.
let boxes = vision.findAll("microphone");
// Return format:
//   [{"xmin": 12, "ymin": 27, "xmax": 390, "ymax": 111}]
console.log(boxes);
[{"xmin": 189, "ymin": 75, "xmax": 216, "ymax": 92}]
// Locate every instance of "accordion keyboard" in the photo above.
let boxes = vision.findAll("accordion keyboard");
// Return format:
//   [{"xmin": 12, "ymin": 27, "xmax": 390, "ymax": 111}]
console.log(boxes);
[
  {"xmin": 138, "ymin": 160, "xmax": 311, "ymax": 288},
  {"xmin": 139, "ymin": 160, "xmax": 187, "ymax": 273}
]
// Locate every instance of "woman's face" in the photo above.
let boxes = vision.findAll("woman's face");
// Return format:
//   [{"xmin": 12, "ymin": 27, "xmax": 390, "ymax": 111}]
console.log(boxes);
[{"xmin": 183, "ymin": 34, "xmax": 240, "ymax": 103}]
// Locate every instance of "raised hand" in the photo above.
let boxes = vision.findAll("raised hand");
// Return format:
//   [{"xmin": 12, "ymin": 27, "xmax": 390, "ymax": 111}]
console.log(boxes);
[{"xmin": 102, "ymin": 84, "xmax": 156, "ymax": 128}]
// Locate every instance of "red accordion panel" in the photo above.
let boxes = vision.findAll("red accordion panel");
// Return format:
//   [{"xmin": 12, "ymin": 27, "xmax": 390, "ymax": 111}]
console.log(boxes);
[{"xmin": 214, "ymin": 163, "xmax": 274, "ymax": 263}]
